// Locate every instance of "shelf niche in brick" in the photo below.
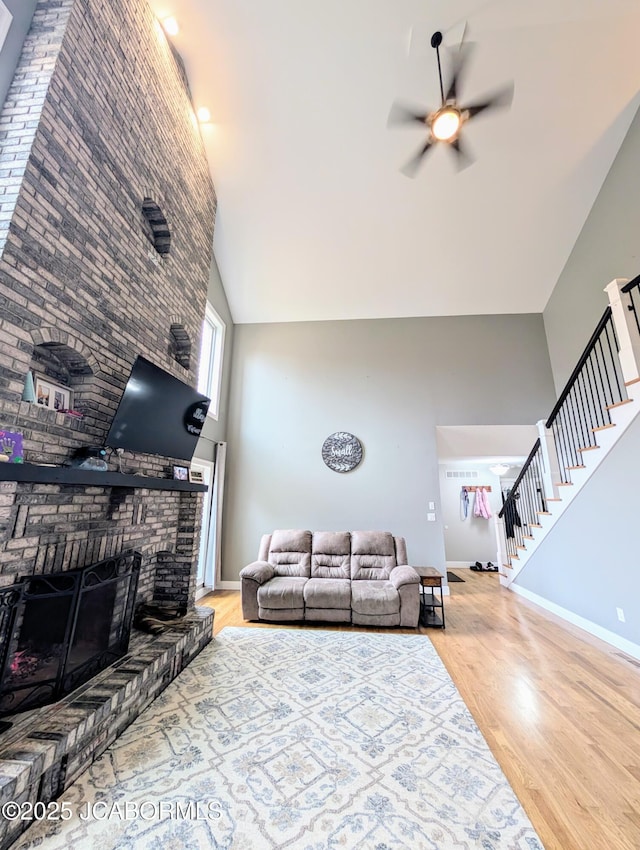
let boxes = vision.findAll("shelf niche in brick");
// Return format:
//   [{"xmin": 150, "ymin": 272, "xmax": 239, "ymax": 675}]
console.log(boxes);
[
  {"xmin": 28, "ymin": 340, "xmax": 95, "ymax": 418},
  {"xmin": 169, "ymin": 322, "xmax": 191, "ymax": 370},
  {"xmin": 142, "ymin": 197, "xmax": 171, "ymax": 257}
]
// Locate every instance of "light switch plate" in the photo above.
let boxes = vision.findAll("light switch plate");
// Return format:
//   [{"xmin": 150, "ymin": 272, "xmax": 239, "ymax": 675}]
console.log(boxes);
[
  {"xmin": 428, "ymin": 501, "xmax": 435, "ymax": 510},
  {"xmin": 427, "ymin": 512, "xmax": 436, "ymax": 522}
]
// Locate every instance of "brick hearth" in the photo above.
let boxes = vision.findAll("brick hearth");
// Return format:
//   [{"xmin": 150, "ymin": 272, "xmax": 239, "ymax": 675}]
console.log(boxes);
[{"xmin": 0, "ymin": 607, "xmax": 213, "ymax": 850}]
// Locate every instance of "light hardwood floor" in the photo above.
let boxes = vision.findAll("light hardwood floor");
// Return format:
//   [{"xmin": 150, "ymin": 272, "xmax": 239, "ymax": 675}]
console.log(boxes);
[{"xmin": 200, "ymin": 572, "xmax": 640, "ymax": 850}]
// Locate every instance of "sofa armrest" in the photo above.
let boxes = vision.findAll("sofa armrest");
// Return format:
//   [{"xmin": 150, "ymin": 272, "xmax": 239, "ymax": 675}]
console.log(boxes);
[
  {"xmin": 240, "ymin": 560, "xmax": 275, "ymax": 585},
  {"xmin": 389, "ymin": 565, "xmax": 420, "ymax": 589}
]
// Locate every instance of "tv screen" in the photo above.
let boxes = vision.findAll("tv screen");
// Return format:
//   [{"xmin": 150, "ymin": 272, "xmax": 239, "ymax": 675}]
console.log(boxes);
[{"xmin": 105, "ymin": 356, "xmax": 210, "ymax": 461}]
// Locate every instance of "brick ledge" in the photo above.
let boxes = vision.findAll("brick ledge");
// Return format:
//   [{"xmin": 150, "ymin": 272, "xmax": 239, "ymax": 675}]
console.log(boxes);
[{"xmin": 0, "ymin": 606, "xmax": 214, "ymax": 850}]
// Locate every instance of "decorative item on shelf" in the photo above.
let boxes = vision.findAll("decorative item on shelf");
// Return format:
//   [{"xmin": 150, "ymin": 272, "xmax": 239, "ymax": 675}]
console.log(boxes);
[
  {"xmin": 321, "ymin": 432, "xmax": 364, "ymax": 473},
  {"xmin": 66, "ymin": 446, "xmax": 108, "ymax": 471},
  {"xmin": 0, "ymin": 430, "xmax": 24, "ymax": 463},
  {"xmin": 172, "ymin": 465, "xmax": 189, "ymax": 481},
  {"xmin": 21, "ymin": 371, "xmax": 36, "ymax": 403},
  {"xmin": 34, "ymin": 376, "xmax": 71, "ymax": 412},
  {"xmin": 189, "ymin": 468, "xmax": 204, "ymax": 484}
]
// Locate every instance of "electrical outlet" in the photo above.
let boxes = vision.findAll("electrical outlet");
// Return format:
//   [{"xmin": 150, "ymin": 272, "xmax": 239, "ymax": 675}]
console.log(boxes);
[{"xmin": 616, "ymin": 607, "xmax": 626, "ymax": 623}]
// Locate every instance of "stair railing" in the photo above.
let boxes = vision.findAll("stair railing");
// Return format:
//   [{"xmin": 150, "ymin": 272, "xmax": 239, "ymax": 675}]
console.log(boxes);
[
  {"xmin": 545, "ymin": 307, "xmax": 626, "ymax": 483},
  {"xmin": 498, "ymin": 304, "xmax": 628, "ymax": 569},
  {"xmin": 497, "ymin": 439, "xmax": 546, "ymax": 564}
]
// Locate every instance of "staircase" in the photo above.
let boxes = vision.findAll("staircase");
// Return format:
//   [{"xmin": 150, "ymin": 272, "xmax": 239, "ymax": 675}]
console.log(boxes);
[{"xmin": 497, "ymin": 276, "xmax": 640, "ymax": 586}]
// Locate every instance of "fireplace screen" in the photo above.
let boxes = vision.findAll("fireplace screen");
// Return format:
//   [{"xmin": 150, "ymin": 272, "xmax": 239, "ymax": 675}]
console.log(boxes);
[{"xmin": 0, "ymin": 551, "xmax": 141, "ymax": 717}]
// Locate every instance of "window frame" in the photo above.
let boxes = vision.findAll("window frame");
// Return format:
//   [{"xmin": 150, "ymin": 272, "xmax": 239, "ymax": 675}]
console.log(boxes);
[
  {"xmin": 197, "ymin": 302, "xmax": 226, "ymax": 421},
  {"xmin": 0, "ymin": 3, "xmax": 12, "ymax": 53}
]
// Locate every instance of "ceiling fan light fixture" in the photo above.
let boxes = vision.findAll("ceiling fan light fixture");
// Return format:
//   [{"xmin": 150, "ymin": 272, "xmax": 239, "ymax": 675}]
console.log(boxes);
[{"xmin": 431, "ymin": 106, "xmax": 462, "ymax": 142}]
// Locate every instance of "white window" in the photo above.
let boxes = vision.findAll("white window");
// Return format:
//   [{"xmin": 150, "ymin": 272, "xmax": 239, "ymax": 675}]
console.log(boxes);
[
  {"xmin": 0, "ymin": 3, "xmax": 12, "ymax": 52},
  {"xmin": 197, "ymin": 303, "xmax": 225, "ymax": 420}
]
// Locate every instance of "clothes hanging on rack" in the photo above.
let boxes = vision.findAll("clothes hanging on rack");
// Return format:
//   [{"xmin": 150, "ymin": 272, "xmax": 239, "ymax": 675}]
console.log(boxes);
[
  {"xmin": 473, "ymin": 487, "xmax": 492, "ymax": 520},
  {"xmin": 460, "ymin": 487, "xmax": 470, "ymax": 520}
]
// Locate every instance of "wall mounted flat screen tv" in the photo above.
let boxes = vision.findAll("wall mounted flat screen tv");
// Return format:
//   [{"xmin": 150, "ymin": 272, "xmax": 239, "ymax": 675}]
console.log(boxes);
[{"xmin": 105, "ymin": 356, "xmax": 210, "ymax": 461}]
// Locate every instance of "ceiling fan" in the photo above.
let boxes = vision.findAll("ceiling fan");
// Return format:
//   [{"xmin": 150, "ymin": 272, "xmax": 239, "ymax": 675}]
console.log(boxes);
[{"xmin": 388, "ymin": 30, "xmax": 514, "ymax": 177}]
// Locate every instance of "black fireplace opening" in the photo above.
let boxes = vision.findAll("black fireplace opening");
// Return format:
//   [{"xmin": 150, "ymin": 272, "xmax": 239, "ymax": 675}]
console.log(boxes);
[{"xmin": 0, "ymin": 551, "xmax": 141, "ymax": 717}]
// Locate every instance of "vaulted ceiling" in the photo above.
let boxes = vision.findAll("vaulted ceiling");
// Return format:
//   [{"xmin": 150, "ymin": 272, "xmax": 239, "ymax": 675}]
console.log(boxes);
[{"xmin": 149, "ymin": 0, "xmax": 640, "ymax": 324}]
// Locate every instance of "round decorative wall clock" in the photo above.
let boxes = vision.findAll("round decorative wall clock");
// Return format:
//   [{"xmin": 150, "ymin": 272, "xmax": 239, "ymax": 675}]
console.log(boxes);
[{"xmin": 321, "ymin": 432, "xmax": 363, "ymax": 473}]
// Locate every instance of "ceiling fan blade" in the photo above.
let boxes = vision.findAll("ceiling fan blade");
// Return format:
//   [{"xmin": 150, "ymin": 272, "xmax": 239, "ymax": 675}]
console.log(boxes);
[
  {"xmin": 465, "ymin": 82, "xmax": 514, "ymax": 119},
  {"xmin": 387, "ymin": 101, "xmax": 430, "ymax": 128},
  {"xmin": 444, "ymin": 42, "xmax": 475, "ymax": 103},
  {"xmin": 449, "ymin": 137, "xmax": 474, "ymax": 170},
  {"xmin": 400, "ymin": 138, "xmax": 435, "ymax": 178}
]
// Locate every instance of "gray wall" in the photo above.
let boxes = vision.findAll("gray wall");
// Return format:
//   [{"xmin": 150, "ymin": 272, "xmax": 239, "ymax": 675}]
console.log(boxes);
[
  {"xmin": 515, "ymin": 411, "xmax": 640, "ymax": 647},
  {"xmin": 194, "ymin": 254, "xmax": 234, "ymax": 460},
  {"xmin": 0, "ymin": 0, "xmax": 37, "ymax": 109},
  {"xmin": 221, "ymin": 313, "xmax": 556, "ymax": 581},
  {"xmin": 544, "ymin": 100, "xmax": 640, "ymax": 393}
]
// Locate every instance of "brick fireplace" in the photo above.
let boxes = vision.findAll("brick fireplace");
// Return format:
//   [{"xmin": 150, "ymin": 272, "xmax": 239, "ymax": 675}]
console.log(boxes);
[{"xmin": 0, "ymin": 0, "xmax": 218, "ymax": 845}]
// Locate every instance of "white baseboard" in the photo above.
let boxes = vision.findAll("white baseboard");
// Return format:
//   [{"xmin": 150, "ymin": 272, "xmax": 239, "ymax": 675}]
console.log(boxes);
[
  {"xmin": 510, "ymin": 584, "xmax": 640, "ymax": 661},
  {"xmin": 216, "ymin": 581, "xmax": 241, "ymax": 591},
  {"xmin": 195, "ymin": 586, "xmax": 212, "ymax": 601},
  {"xmin": 446, "ymin": 561, "xmax": 498, "ymax": 570}
]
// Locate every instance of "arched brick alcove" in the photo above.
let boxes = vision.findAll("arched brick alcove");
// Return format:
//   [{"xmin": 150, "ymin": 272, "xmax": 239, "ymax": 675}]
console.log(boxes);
[
  {"xmin": 142, "ymin": 197, "xmax": 171, "ymax": 256},
  {"xmin": 30, "ymin": 328, "xmax": 97, "ymax": 380},
  {"xmin": 169, "ymin": 320, "xmax": 192, "ymax": 370}
]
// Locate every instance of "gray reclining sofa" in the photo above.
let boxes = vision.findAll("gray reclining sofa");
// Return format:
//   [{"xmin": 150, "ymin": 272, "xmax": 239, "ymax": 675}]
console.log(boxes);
[{"xmin": 240, "ymin": 529, "xmax": 420, "ymax": 627}]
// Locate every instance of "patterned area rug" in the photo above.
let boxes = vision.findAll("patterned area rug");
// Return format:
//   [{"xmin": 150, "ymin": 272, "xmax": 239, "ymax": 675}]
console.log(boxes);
[{"xmin": 14, "ymin": 628, "xmax": 544, "ymax": 849}]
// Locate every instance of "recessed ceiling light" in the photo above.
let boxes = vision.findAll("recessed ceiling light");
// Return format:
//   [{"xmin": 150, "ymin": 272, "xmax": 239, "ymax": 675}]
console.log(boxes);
[
  {"xmin": 162, "ymin": 16, "xmax": 179, "ymax": 37},
  {"xmin": 197, "ymin": 107, "xmax": 211, "ymax": 123}
]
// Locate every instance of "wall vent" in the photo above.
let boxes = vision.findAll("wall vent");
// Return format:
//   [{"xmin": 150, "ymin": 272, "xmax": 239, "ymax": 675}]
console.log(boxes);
[{"xmin": 446, "ymin": 470, "xmax": 479, "ymax": 479}]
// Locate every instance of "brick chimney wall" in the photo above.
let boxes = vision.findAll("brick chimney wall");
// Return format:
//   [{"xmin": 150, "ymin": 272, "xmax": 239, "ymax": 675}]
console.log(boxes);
[{"xmin": 0, "ymin": 0, "xmax": 217, "ymax": 605}]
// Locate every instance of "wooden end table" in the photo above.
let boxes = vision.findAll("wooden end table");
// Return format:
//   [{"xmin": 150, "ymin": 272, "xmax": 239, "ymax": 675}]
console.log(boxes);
[{"xmin": 414, "ymin": 566, "xmax": 445, "ymax": 628}]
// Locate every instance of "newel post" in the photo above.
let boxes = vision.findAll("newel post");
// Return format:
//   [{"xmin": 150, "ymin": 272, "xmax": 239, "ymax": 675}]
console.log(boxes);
[
  {"xmin": 536, "ymin": 419, "xmax": 561, "ymax": 501},
  {"xmin": 604, "ymin": 278, "xmax": 640, "ymax": 385},
  {"xmin": 494, "ymin": 513, "xmax": 507, "ymax": 570}
]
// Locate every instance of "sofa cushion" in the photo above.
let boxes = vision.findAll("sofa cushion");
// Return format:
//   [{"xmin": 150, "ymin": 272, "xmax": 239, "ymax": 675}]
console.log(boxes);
[
  {"xmin": 351, "ymin": 531, "xmax": 396, "ymax": 581},
  {"xmin": 268, "ymin": 529, "xmax": 312, "ymax": 577},
  {"xmin": 304, "ymin": 577, "xmax": 351, "ymax": 609},
  {"xmin": 257, "ymin": 576, "xmax": 308, "ymax": 609},
  {"xmin": 351, "ymin": 580, "xmax": 399, "ymax": 616},
  {"xmin": 311, "ymin": 531, "xmax": 351, "ymax": 579}
]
